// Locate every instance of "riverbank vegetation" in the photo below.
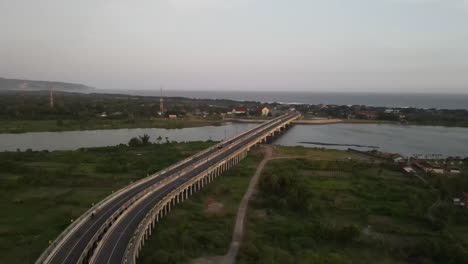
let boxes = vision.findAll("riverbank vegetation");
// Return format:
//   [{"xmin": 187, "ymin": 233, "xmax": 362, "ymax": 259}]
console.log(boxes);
[
  {"xmin": 304, "ymin": 105, "xmax": 468, "ymax": 128},
  {"xmin": 0, "ymin": 118, "xmax": 223, "ymax": 133},
  {"xmin": 0, "ymin": 141, "xmax": 213, "ymax": 263},
  {"xmin": 238, "ymin": 147, "xmax": 468, "ymax": 264}
]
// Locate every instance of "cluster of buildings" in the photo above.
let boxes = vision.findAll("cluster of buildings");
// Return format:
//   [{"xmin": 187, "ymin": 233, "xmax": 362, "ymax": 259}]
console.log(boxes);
[
  {"xmin": 356, "ymin": 149, "xmax": 465, "ymax": 176},
  {"xmin": 411, "ymin": 158, "xmax": 463, "ymax": 175},
  {"xmin": 226, "ymin": 106, "xmax": 274, "ymax": 117}
]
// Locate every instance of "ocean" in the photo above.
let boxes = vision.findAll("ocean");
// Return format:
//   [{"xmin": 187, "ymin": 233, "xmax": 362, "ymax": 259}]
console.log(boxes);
[{"xmin": 97, "ymin": 90, "xmax": 468, "ymax": 110}]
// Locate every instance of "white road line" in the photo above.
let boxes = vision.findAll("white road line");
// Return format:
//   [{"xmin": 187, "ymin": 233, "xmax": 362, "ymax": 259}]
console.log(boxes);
[{"xmin": 105, "ymin": 187, "xmax": 170, "ymax": 264}]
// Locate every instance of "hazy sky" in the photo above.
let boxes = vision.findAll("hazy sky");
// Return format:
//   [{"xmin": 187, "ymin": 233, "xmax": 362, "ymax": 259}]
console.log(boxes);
[{"xmin": 1, "ymin": 0, "xmax": 467, "ymax": 93}]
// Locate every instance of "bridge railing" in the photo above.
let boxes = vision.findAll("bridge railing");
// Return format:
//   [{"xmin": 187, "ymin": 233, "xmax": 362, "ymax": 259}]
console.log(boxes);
[{"xmin": 122, "ymin": 148, "xmax": 248, "ymax": 264}]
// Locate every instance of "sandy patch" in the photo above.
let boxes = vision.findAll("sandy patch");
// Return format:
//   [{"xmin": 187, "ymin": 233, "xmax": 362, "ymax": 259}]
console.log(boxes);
[
  {"xmin": 191, "ymin": 256, "xmax": 226, "ymax": 264},
  {"xmin": 205, "ymin": 197, "xmax": 225, "ymax": 216}
]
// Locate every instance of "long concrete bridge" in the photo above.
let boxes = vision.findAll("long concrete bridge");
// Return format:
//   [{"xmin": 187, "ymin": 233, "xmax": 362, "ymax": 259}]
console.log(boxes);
[{"xmin": 36, "ymin": 112, "xmax": 300, "ymax": 264}]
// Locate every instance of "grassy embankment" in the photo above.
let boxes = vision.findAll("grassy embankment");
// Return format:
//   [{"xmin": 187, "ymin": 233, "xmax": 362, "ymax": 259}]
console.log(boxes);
[
  {"xmin": 0, "ymin": 118, "xmax": 223, "ymax": 134},
  {"xmin": 137, "ymin": 149, "xmax": 264, "ymax": 264},
  {"xmin": 0, "ymin": 141, "xmax": 213, "ymax": 263},
  {"xmin": 238, "ymin": 146, "xmax": 468, "ymax": 264}
]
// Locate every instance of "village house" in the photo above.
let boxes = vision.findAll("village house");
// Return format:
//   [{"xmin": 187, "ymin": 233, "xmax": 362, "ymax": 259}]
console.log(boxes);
[
  {"xmin": 356, "ymin": 110, "xmax": 378, "ymax": 120},
  {"xmin": 231, "ymin": 107, "xmax": 247, "ymax": 116},
  {"xmin": 261, "ymin": 107, "xmax": 270, "ymax": 116}
]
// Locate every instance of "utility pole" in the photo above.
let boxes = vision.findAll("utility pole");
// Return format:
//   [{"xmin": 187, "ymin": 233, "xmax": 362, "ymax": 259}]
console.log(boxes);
[
  {"xmin": 159, "ymin": 86, "xmax": 164, "ymax": 115},
  {"xmin": 49, "ymin": 86, "xmax": 55, "ymax": 110}
]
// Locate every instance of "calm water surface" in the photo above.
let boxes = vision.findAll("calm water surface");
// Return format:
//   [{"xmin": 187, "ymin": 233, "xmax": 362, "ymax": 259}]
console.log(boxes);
[
  {"xmin": 275, "ymin": 124, "xmax": 468, "ymax": 157},
  {"xmin": 0, "ymin": 124, "xmax": 257, "ymax": 152},
  {"xmin": 1, "ymin": 123, "xmax": 467, "ymax": 157}
]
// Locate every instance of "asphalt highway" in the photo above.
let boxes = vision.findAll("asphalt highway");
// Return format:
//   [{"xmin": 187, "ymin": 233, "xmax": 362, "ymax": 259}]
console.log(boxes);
[
  {"xmin": 91, "ymin": 113, "xmax": 299, "ymax": 264},
  {"xmin": 43, "ymin": 114, "xmax": 294, "ymax": 264}
]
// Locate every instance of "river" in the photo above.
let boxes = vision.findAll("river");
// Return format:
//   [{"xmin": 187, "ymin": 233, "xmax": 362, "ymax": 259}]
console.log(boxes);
[{"xmin": 1, "ymin": 123, "xmax": 467, "ymax": 157}]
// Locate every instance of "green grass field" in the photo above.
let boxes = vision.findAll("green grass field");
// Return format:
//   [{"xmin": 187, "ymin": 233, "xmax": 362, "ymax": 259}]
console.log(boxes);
[
  {"xmin": 238, "ymin": 157, "xmax": 468, "ymax": 264},
  {"xmin": 0, "ymin": 141, "xmax": 213, "ymax": 263}
]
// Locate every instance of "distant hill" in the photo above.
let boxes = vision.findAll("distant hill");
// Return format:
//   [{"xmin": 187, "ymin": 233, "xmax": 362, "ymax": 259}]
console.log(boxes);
[{"xmin": 0, "ymin": 77, "xmax": 95, "ymax": 92}]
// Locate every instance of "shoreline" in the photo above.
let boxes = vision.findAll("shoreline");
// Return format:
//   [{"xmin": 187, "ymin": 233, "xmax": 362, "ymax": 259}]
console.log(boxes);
[{"xmin": 1, "ymin": 118, "xmax": 467, "ymax": 134}]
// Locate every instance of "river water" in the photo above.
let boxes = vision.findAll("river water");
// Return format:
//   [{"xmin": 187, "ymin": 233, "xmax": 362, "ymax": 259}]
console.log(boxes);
[
  {"xmin": 275, "ymin": 124, "xmax": 468, "ymax": 158},
  {"xmin": 1, "ymin": 123, "xmax": 467, "ymax": 157}
]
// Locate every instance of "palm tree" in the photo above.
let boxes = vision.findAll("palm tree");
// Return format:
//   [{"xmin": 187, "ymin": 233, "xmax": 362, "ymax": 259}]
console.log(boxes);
[{"xmin": 139, "ymin": 134, "xmax": 150, "ymax": 145}]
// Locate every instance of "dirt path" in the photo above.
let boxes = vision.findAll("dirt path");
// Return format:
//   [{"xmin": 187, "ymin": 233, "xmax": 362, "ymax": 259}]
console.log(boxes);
[
  {"xmin": 192, "ymin": 146, "xmax": 274, "ymax": 264},
  {"xmin": 192, "ymin": 149, "xmax": 368, "ymax": 264},
  {"xmin": 221, "ymin": 145, "xmax": 273, "ymax": 264}
]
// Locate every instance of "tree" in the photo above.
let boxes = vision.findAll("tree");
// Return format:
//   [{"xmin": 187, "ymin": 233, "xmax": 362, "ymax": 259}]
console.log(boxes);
[
  {"xmin": 128, "ymin": 137, "xmax": 141, "ymax": 147},
  {"xmin": 156, "ymin": 135, "xmax": 162, "ymax": 144},
  {"xmin": 165, "ymin": 136, "xmax": 169, "ymax": 144},
  {"xmin": 139, "ymin": 134, "xmax": 150, "ymax": 145}
]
